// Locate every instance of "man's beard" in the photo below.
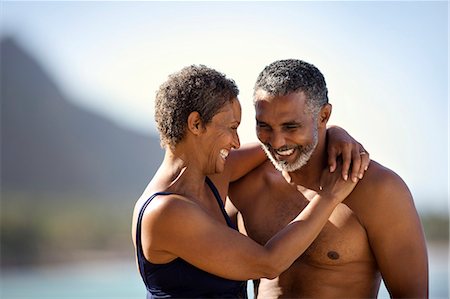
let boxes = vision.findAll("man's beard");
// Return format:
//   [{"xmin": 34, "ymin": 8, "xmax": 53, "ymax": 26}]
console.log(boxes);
[{"xmin": 261, "ymin": 128, "xmax": 318, "ymax": 172}]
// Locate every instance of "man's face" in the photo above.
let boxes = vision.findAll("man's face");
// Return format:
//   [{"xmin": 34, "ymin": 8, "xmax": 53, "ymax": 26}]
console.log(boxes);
[{"xmin": 255, "ymin": 90, "xmax": 318, "ymax": 172}]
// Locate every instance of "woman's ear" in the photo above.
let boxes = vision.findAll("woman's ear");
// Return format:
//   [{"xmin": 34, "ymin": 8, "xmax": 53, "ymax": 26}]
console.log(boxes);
[
  {"xmin": 318, "ymin": 104, "xmax": 332, "ymax": 128},
  {"xmin": 187, "ymin": 111, "xmax": 204, "ymax": 135}
]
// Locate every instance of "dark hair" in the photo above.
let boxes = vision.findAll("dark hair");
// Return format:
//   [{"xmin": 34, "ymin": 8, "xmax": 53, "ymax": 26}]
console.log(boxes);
[
  {"xmin": 155, "ymin": 65, "xmax": 239, "ymax": 148},
  {"xmin": 254, "ymin": 59, "xmax": 328, "ymax": 115}
]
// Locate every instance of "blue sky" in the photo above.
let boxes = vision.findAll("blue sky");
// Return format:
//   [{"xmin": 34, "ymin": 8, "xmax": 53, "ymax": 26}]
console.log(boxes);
[{"xmin": 1, "ymin": 1, "xmax": 448, "ymax": 213}]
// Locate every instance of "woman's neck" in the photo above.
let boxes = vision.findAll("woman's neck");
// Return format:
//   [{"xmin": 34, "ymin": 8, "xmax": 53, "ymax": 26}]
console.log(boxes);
[{"xmin": 152, "ymin": 147, "xmax": 207, "ymax": 198}]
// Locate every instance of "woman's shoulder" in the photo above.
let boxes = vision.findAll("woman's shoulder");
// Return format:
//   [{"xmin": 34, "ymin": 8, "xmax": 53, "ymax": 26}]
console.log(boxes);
[
  {"xmin": 136, "ymin": 191, "xmax": 188, "ymax": 218},
  {"xmin": 140, "ymin": 190, "xmax": 214, "ymax": 227},
  {"xmin": 133, "ymin": 176, "xmax": 218, "ymax": 233}
]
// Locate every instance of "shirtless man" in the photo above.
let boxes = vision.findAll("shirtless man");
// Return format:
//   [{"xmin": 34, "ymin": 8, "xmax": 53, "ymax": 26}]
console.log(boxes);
[{"xmin": 228, "ymin": 59, "xmax": 428, "ymax": 298}]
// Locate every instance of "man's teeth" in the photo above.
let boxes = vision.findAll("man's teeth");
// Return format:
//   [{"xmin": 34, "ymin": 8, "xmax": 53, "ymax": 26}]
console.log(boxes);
[
  {"xmin": 220, "ymin": 149, "xmax": 229, "ymax": 159},
  {"xmin": 276, "ymin": 148, "xmax": 295, "ymax": 156}
]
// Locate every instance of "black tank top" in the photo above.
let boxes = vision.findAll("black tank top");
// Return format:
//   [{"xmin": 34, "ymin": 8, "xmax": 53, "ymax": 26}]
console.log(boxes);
[{"xmin": 136, "ymin": 176, "xmax": 247, "ymax": 298}]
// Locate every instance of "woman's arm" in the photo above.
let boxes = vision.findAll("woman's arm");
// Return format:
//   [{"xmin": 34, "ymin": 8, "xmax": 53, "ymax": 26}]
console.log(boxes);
[
  {"xmin": 142, "ymin": 165, "xmax": 357, "ymax": 281},
  {"xmin": 226, "ymin": 142, "xmax": 267, "ymax": 182}
]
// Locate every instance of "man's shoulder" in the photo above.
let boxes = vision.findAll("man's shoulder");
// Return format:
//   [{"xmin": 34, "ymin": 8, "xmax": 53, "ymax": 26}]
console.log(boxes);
[
  {"xmin": 347, "ymin": 160, "xmax": 415, "ymax": 223},
  {"xmin": 358, "ymin": 160, "xmax": 407, "ymax": 192},
  {"xmin": 229, "ymin": 160, "xmax": 281, "ymax": 203}
]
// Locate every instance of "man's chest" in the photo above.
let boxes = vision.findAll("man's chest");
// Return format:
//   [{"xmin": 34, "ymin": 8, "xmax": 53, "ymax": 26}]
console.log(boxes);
[{"xmin": 240, "ymin": 189, "xmax": 373, "ymax": 266}]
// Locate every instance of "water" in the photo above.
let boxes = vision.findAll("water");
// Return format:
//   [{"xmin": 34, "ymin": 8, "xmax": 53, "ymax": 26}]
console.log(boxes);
[
  {"xmin": 1, "ymin": 243, "xmax": 447, "ymax": 298},
  {"xmin": 1, "ymin": 260, "xmax": 144, "ymax": 299}
]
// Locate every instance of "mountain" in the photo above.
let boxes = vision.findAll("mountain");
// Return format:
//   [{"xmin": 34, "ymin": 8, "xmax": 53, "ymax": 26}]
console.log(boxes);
[{"xmin": 0, "ymin": 37, "xmax": 164, "ymax": 199}]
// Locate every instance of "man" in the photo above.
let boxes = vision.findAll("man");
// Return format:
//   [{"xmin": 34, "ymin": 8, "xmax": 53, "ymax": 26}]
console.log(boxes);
[{"xmin": 228, "ymin": 59, "xmax": 428, "ymax": 298}]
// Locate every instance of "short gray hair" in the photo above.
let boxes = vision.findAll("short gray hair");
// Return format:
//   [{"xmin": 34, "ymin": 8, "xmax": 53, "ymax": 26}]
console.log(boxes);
[
  {"xmin": 254, "ymin": 59, "xmax": 328, "ymax": 116},
  {"xmin": 155, "ymin": 65, "xmax": 239, "ymax": 148}
]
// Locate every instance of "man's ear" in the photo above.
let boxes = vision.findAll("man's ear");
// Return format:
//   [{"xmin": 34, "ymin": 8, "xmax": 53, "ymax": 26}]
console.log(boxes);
[
  {"xmin": 318, "ymin": 104, "xmax": 332, "ymax": 128},
  {"xmin": 187, "ymin": 111, "xmax": 204, "ymax": 135}
]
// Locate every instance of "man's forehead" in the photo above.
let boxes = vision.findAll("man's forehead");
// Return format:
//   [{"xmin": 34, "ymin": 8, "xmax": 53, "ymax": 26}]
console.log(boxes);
[
  {"xmin": 254, "ymin": 89, "xmax": 307, "ymax": 103},
  {"xmin": 255, "ymin": 94, "xmax": 309, "ymax": 123},
  {"xmin": 254, "ymin": 89, "xmax": 272, "ymax": 101}
]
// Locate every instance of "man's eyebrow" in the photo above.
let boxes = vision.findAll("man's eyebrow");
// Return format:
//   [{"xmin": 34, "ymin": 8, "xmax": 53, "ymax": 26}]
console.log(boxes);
[
  {"xmin": 255, "ymin": 120, "xmax": 303, "ymax": 127},
  {"xmin": 282, "ymin": 121, "xmax": 302, "ymax": 126}
]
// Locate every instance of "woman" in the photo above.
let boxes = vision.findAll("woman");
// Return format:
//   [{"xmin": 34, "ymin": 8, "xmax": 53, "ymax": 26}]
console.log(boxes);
[{"xmin": 132, "ymin": 65, "xmax": 369, "ymax": 298}]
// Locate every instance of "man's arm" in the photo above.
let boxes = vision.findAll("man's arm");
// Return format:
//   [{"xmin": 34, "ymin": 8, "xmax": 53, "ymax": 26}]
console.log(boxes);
[{"xmin": 357, "ymin": 163, "xmax": 428, "ymax": 297}]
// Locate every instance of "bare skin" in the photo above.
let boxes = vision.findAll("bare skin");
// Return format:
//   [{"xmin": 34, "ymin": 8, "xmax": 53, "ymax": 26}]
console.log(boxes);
[
  {"xmin": 228, "ymin": 91, "xmax": 428, "ymax": 298},
  {"xmin": 131, "ymin": 99, "xmax": 365, "ymax": 284}
]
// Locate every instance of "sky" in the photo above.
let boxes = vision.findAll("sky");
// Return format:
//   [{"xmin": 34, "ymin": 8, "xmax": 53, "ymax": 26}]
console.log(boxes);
[{"xmin": 1, "ymin": 1, "xmax": 448, "ymax": 213}]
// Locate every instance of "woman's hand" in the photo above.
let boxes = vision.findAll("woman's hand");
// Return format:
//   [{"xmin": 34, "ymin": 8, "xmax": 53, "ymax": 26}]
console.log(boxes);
[
  {"xmin": 326, "ymin": 125, "xmax": 370, "ymax": 183},
  {"xmin": 296, "ymin": 163, "xmax": 358, "ymax": 205}
]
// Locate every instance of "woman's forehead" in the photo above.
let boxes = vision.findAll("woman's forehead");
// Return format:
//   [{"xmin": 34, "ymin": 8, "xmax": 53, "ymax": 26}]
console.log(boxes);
[{"xmin": 212, "ymin": 99, "xmax": 241, "ymax": 123}]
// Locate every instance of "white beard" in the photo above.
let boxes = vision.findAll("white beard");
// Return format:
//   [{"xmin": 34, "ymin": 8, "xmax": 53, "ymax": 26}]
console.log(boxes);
[{"xmin": 261, "ymin": 128, "xmax": 318, "ymax": 172}]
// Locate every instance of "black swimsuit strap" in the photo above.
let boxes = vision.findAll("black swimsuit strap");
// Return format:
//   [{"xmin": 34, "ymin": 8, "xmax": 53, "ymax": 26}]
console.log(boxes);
[
  {"xmin": 205, "ymin": 176, "xmax": 235, "ymax": 229},
  {"xmin": 136, "ymin": 192, "xmax": 173, "ymax": 280}
]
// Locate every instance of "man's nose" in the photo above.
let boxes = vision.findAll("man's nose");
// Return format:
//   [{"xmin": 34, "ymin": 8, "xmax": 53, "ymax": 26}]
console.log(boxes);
[{"xmin": 269, "ymin": 131, "xmax": 286, "ymax": 149}]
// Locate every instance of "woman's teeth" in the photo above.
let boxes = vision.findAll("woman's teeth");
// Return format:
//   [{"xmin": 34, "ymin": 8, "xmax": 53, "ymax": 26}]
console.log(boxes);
[
  {"xmin": 276, "ymin": 148, "xmax": 295, "ymax": 156},
  {"xmin": 220, "ymin": 149, "xmax": 229, "ymax": 159}
]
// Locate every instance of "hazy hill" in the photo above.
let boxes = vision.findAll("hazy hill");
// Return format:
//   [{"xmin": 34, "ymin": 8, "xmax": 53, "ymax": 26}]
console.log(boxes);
[{"xmin": 1, "ymin": 37, "xmax": 163, "ymax": 199}]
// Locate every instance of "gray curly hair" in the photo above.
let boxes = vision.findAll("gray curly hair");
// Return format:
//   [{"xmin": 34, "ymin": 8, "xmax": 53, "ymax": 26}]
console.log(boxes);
[
  {"xmin": 155, "ymin": 65, "xmax": 239, "ymax": 148},
  {"xmin": 254, "ymin": 59, "xmax": 328, "ymax": 116}
]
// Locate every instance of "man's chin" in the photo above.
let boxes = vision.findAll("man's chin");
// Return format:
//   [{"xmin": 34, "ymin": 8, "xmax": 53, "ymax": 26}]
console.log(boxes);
[
  {"xmin": 271, "ymin": 155, "xmax": 309, "ymax": 172},
  {"xmin": 277, "ymin": 163, "xmax": 302, "ymax": 173},
  {"xmin": 273, "ymin": 154, "xmax": 299, "ymax": 170},
  {"xmin": 262, "ymin": 145, "xmax": 302, "ymax": 171},
  {"xmin": 269, "ymin": 157, "xmax": 295, "ymax": 172}
]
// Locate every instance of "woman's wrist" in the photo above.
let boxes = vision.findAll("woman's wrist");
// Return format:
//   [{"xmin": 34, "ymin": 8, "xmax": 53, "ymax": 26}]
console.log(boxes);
[{"xmin": 312, "ymin": 192, "xmax": 341, "ymax": 206}]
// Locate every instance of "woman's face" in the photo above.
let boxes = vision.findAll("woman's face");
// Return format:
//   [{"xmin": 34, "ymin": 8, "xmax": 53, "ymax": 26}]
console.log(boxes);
[{"xmin": 202, "ymin": 99, "xmax": 241, "ymax": 174}]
